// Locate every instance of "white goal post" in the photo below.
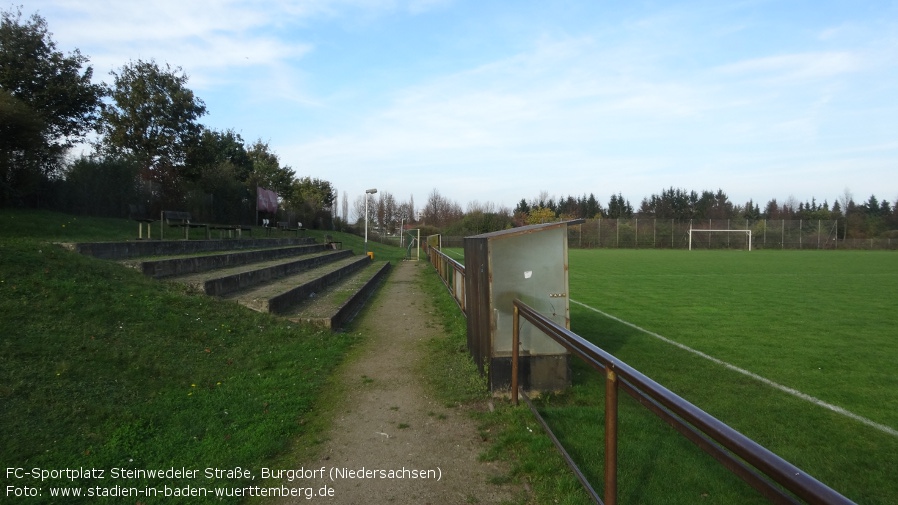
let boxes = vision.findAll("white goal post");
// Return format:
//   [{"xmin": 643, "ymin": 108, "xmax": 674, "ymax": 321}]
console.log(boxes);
[{"xmin": 688, "ymin": 229, "xmax": 752, "ymax": 251}]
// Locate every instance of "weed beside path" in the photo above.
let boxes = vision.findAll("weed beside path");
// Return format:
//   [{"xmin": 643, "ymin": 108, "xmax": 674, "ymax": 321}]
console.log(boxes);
[{"xmin": 278, "ymin": 261, "xmax": 520, "ymax": 504}]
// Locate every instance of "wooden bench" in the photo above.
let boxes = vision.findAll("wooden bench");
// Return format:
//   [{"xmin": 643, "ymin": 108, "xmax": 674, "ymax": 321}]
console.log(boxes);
[
  {"xmin": 277, "ymin": 221, "xmax": 306, "ymax": 236},
  {"xmin": 160, "ymin": 211, "xmax": 209, "ymax": 240},
  {"xmin": 128, "ymin": 204, "xmax": 156, "ymax": 239},
  {"xmin": 209, "ymin": 223, "xmax": 252, "ymax": 238},
  {"xmin": 325, "ymin": 234, "xmax": 342, "ymax": 250}
]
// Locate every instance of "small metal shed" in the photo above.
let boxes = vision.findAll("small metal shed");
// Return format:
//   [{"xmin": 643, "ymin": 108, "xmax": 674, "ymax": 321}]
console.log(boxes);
[{"xmin": 464, "ymin": 221, "xmax": 577, "ymax": 393}]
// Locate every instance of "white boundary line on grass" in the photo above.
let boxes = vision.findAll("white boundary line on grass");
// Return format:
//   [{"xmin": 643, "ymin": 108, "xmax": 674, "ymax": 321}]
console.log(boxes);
[
  {"xmin": 570, "ymin": 299, "xmax": 898, "ymax": 438},
  {"xmin": 445, "ymin": 249, "xmax": 464, "ymax": 260}
]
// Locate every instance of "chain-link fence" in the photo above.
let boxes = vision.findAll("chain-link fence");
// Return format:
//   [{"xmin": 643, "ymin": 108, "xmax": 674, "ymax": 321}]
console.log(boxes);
[
  {"xmin": 567, "ymin": 219, "xmax": 898, "ymax": 250},
  {"xmin": 440, "ymin": 219, "xmax": 898, "ymax": 250}
]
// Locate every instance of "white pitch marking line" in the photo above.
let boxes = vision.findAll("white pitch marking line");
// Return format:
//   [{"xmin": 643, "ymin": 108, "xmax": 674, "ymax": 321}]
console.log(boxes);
[{"xmin": 571, "ymin": 299, "xmax": 898, "ymax": 438}]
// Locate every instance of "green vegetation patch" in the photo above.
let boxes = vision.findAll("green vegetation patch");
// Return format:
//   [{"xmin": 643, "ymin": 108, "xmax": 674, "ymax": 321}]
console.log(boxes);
[
  {"xmin": 552, "ymin": 249, "xmax": 898, "ymax": 504},
  {"xmin": 0, "ymin": 211, "xmax": 359, "ymax": 504},
  {"xmin": 416, "ymin": 262, "xmax": 488, "ymax": 405}
]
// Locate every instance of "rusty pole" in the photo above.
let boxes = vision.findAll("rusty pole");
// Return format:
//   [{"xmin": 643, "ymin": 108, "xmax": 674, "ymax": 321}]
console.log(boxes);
[
  {"xmin": 512, "ymin": 305, "xmax": 520, "ymax": 405},
  {"xmin": 605, "ymin": 366, "xmax": 619, "ymax": 505}
]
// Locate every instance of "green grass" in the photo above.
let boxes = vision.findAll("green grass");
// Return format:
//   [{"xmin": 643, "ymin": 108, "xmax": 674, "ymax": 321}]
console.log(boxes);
[
  {"xmin": 569, "ymin": 250, "xmax": 898, "ymax": 427},
  {"xmin": 416, "ymin": 262, "xmax": 489, "ymax": 405},
  {"xmin": 301, "ymin": 229, "xmax": 409, "ymax": 264},
  {"xmin": 433, "ymin": 246, "xmax": 898, "ymax": 504},
  {"xmin": 417, "ymin": 257, "xmax": 590, "ymax": 504},
  {"xmin": 0, "ymin": 210, "xmax": 382, "ymax": 504},
  {"xmin": 559, "ymin": 249, "xmax": 898, "ymax": 504}
]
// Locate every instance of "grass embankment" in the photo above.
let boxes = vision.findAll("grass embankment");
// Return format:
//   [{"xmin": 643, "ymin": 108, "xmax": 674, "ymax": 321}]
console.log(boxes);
[{"xmin": 0, "ymin": 210, "xmax": 386, "ymax": 504}]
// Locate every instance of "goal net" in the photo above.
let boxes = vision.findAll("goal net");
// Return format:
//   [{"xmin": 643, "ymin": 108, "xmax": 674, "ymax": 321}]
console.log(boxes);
[
  {"xmin": 688, "ymin": 229, "xmax": 752, "ymax": 251},
  {"xmin": 403, "ymin": 229, "xmax": 421, "ymax": 260}
]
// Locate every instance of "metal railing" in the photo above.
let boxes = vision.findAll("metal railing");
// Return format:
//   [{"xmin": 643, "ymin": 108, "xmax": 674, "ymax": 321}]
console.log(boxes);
[
  {"xmin": 426, "ymin": 245, "xmax": 466, "ymax": 314},
  {"xmin": 511, "ymin": 299, "xmax": 856, "ymax": 505}
]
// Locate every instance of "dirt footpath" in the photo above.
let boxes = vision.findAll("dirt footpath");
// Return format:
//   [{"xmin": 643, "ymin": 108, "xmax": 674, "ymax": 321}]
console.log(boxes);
[{"xmin": 281, "ymin": 260, "xmax": 519, "ymax": 505}]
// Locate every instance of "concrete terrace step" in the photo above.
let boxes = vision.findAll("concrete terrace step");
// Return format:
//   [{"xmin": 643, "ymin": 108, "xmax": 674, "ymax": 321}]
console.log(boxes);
[
  {"xmin": 282, "ymin": 262, "xmax": 391, "ymax": 330},
  {"xmin": 65, "ymin": 237, "xmax": 316, "ymax": 260},
  {"xmin": 171, "ymin": 249, "xmax": 354, "ymax": 296},
  {"xmin": 66, "ymin": 236, "xmax": 391, "ymax": 332},
  {"xmin": 223, "ymin": 255, "xmax": 373, "ymax": 315},
  {"xmin": 127, "ymin": 243, "xmax": 334, "ymax": 278}
]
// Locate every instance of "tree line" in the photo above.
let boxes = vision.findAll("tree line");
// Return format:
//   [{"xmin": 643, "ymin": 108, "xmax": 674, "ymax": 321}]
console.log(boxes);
[
  {"xmin": 510, "ymin": 188, "xmax": 896, "ymax": 239},
  {"xmin": 1, "ymin": 8, "xmax": 336, "ymax": 227},
  {"xmin": 384, "ymin": 187, "xmax": 896, "ymax": 240},
  {"xmin": 353, "ymin": 186, "xmax": 895, "ymax": 243}
]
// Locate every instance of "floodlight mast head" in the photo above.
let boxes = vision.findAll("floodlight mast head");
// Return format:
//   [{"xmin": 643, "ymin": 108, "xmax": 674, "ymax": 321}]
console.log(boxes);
[{"xmin": 366, "ymin": 188, "xmax": 377, "ymax": 194}]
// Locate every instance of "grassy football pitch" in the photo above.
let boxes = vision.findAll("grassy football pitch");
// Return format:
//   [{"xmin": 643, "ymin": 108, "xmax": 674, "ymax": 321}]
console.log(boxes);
[
  {"xmin": 567, "ymin": 249, "xmax": 898, "ymax": 504},
  {"xmin": 443, "ymin": 247, "xmax": 897, "ymax": 504}
]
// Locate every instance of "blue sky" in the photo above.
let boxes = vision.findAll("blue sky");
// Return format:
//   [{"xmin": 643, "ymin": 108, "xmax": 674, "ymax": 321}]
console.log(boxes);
[{"xmin": 31, "ymin": 0, "xmax": 898, "ymax": 212}]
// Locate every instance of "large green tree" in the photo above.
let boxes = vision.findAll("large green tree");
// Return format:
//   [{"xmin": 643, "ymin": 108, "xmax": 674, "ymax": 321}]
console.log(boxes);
[
  {"xmin": 286, "ymin": 176, "xmax": 336, "ymax": 228},
  {"xmin": 245, "ymin": 139, "xmax": 294, "ymax": 196},
  {"xmin": 290, "ymin": 176, "xmax": 335, "ymax": 210},
  {"xmin": 182, "ymin": 128, "xmax": 254, "ymax": 223},
  {"xmin": 0, "ymin": 8, "xmax": 104, "ymax": 205},
  {"xmin": 0, "ymin": 91, "xmax": 44, "ymax": 192},
  {"xmin": 185, "ymin": 128, "xmax": 252, "ymax": 185},
  {"xmin": 99, "ymin": 59, "xmax": 206, "ymax": 204},
  {"xmin": 607, "ymin": 193, "xmax": 633, "ymax": 218}
]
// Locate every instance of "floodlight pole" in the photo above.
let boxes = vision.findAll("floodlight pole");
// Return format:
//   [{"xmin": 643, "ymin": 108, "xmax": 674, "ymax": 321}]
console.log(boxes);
[{"xmin": 365, "ymin": 188, "xmax": 377, "ymax": 254}]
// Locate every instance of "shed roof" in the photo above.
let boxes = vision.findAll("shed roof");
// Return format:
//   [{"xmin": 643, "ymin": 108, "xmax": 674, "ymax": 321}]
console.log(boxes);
[{"xmin": 466, "ymin": 219, "xmax": 585, "ymax": 240}]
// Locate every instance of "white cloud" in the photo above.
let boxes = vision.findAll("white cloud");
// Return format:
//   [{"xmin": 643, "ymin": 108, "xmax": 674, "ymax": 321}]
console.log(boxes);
[
  {"xmin": 52, "ymin": 0, "xmax": 268, "ymax": 44},
  {"xmin": 715, "ymin": 51, "xmax": 865, "ymax": 83},
  {"xmin": 407, "ymin": 0, "xmax": 453, "ymax": 14},
  {"xmin": 38, "ymin": 1, "xmax": 306, "ymax": 82}
]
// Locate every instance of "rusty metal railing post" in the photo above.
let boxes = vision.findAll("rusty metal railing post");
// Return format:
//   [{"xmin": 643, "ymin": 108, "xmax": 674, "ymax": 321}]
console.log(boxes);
[
  {"xmin": 512, "ymin": 304, "xmax": 520, "ymax": 405},
  {"xmin": 605, "ymin": 365, "xmax": 618, "ymax": 505}
]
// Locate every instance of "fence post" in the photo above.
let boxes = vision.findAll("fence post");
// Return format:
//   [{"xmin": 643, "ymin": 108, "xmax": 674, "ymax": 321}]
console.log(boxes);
[
  {"xmin": 708, "ymin": 219, "xmax": 712, "ymax": 248},
  {"xmin": 512, "ymin": 304, "xmax": 520, "ymax": 405},
  {"xmin": 605, "ymin": 365, "xmax": 619, "ymax": 505}
]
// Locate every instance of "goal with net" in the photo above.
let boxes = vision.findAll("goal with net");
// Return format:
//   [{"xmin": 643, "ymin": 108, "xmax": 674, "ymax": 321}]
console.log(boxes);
[{"xmin": 688, "ymin": 229, "xmax": 752, "ymax": 251}]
